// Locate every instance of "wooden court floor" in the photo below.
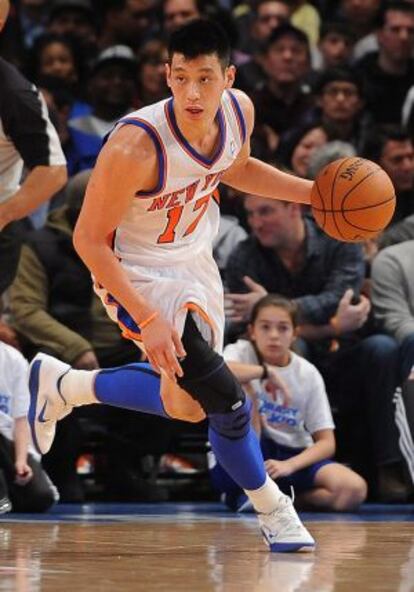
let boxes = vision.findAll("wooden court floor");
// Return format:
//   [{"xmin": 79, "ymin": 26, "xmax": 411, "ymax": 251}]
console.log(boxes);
[{"xmin": 1, "ymin": 503, "xmax": 414, "ymax": 592}]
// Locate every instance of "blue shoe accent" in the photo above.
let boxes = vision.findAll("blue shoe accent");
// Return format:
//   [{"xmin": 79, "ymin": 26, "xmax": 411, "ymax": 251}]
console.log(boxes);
[
  {"xmin": 28, "ymin": 360, "xmax": 42, "ymax": 455},
  {"xmin": 268, "ymin": 540, "xmax": 315, "ymax": 553}
]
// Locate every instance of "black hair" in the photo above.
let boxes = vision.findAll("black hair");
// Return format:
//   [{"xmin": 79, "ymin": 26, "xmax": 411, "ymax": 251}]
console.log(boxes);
[
  {"xmin": 264, "ymin": 22, "xmax": 309, "ymax": 52},
  {"xmin": 319, "ymin": 21, "xmax": 355, "ymax": 42},
  {"xmin": 315, "ymin": 66, "xmax": 364, "ymax": 97},
  {"xmin": 26, "ymin": 32, "xmax": 85, "ymax": 85},
  {"xmin": 250, "ymin": 294, "xmax": 298, "ymax": 327},
  {"xmin": 168, "ymin": 18, "xmax": 231, "ymax": 67},
  {"xmin": 362, "ymin": 124, "xmax": 411, "ymax": 162},
  {"xmin": 277, "ymin": 122, "xmax": 328, "ymax": 170},
  {"xmin": 252, "ymin": 0, "xmax": 290, "ymax": 14},
  {"xmin": 377, "ymin": 1, "xmax": 414, "ymax": 28}
]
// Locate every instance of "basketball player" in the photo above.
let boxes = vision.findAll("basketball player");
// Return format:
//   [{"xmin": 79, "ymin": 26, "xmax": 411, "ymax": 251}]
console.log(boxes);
[{"xmin": 29, "ymin": 19, "xmax": 315, "ymax": 552}]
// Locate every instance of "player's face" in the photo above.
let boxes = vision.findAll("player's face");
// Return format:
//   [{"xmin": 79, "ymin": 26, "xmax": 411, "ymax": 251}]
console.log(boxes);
[
  {"xmin": 166, "ymin": 53, "xmax": 235, "ymax": 124},
  {"xmin": 249, "ymin": 305, "xmax": 294, "ymax": 366}
]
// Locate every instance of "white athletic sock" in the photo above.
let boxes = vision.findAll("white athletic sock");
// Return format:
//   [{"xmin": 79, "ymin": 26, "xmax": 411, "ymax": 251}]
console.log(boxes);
[
  {"xmin": 59, "ymin": 369, "xmax": 99, "ymax": 406},
  {"xmin": 244, "ymin": 474, "xmax": 284, "ymax": 514}
]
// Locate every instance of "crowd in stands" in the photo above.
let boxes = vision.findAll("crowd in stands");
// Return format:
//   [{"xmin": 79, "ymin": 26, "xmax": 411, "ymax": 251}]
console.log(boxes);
[{"xmin": 1, "ymin": 0, "xmax": 414, "ymax": 512}]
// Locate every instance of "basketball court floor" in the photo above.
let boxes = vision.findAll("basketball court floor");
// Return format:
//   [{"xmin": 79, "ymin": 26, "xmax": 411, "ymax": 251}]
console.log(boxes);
[{"xmin": 1, "ymin": 503, "xmax": 414, "ymax": 591}]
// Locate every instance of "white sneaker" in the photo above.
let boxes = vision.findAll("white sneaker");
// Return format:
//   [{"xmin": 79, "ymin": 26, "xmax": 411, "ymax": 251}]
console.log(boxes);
[
  {"xmin": 258, "ymin": 494, "xmax": 315, "ymax": 553},
  {"xmin": 28, "ymin": 353, "xmax": 73, "ymax": 455}
]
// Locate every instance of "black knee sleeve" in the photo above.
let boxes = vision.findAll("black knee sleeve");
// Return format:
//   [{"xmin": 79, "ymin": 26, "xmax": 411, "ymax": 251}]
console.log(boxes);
[{"xmin": 177, "ymin": 315, "xmax": 245, "ymax": 414}]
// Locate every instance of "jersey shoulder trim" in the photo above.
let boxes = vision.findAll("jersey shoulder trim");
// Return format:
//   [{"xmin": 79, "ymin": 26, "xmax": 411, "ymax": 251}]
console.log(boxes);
[
  {"xmin": 119, "ymin": 116, "xmax": 167, "ymax": 198},
  {"xmin": 227, "ymin": 90, "xmax": 247, "ymax": 144}
]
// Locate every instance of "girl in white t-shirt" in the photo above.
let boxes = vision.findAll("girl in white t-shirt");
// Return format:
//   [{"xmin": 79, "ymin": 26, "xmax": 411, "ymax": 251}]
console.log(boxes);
[
  {"xmin": 210, "ymin": 294, "xmax": 367, "ymax": 511},
  {"xmin": 0, "ymin": 342, "xmax": 58, "ymax": 514}
]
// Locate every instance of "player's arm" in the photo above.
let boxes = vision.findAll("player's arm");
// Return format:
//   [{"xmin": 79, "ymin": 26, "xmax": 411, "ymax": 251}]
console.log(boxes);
[
  {"xmin": 0, "ymin": 83, "xmax": 67, "ymax": 230},
  {"xmin": 73, "ymin": 125, "xmax": 185, "ymax": 380},
  {"xmin": 0, "ymin": 166, "xmax": 67, "ymax": 231},
  {"xmin": 221, "ymin": 90, "xmax": 312, "ymax": 205}
]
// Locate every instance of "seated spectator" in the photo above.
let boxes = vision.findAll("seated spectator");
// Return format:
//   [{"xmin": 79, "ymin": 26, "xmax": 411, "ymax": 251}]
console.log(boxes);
[
  {"xmin": 66, "ymin": 45, "xmax": 137, "ymax": 175},
  {"xmin": 371, "ymin": 240, "xmax": 414, "ymax": 485},
  {"xmin": 277, "ymin": 123, "xmax": 328, "ymax": 178},
  {"xmin": 0, "ymin": 341, "xmax": 58, "ymax": 514},
  {"xmin": 312, "ymin": 67, "xmax": 372, "ymax": 153},
  {"xmin": 362, "ymin": 125, "xmax": 414, "ymax": 225},
  {"xmin": 211, "ymin": 294, "xmax": 367, "ymax": 512},
  {"xmin": 99, "ymin": 0, "xmax": 159, "ymax": 52},
  {"xmin": 136, "ymin": 38, "xmax": 169, "ymax": 107},
  {"xmin": 235, "ymin": 0, "xmax": 291, "ymax": 58},
  {"xmin": 312, "ymin": 21, "xmax": 355, "ymax": 71},
  {"xmin": 251, "ymin": 23, "xmax": 314, "ymax": 157},
  {"xmin": 354, "ymin": 2, "xmax": 414, "ymax": 125},
  {"xmin": 27, "ymin": 32, "xmax": 90, "ymax": 120},
  {"xmin": 47, "ymin": 0, "xmax": 98, "ymax": 58},
  {"xmin": 307, "ymin": 140, "xmax": 356, "ymax": 180},
  {"xmin": 290, "ymin": 0, "xmax": 321, "ymax": 46},
  {"xmin": 224, "ymin": 195, "xmax": 410, "ymax": 501},
  {"xmin": 161, "ymin": 0, "xmax": 202, "ymax": 36}
]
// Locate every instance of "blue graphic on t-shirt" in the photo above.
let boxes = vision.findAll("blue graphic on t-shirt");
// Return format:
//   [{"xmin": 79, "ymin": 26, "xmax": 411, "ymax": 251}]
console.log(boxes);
[
  {"xmin": 258, "ymin": 397, "xmax": 299, "ymax": 427},
  {"xmin": 0, "ymin": 393, "xmax": 11, "ymax": 415}
]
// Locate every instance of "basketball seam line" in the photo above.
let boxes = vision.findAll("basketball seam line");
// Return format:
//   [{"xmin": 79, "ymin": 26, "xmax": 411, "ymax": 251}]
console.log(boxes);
[{"xmin": 312, "ymin": 194, "xmax": 395, "ymax": 213}]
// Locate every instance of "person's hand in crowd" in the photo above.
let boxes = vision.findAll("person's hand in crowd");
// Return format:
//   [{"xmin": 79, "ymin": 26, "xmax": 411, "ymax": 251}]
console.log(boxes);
[
  {"xmin": 141, "ymin": 313, "xmax": 186, "ymax": 381},
  {"xmin": 333, "ymin": 288, "xmax": 371, "ymax": 334},
  {"xmin": 225, "ymin": 276, "xmax": 267, "ymax": 322},
  {"xmin": 0, "ymin": 320, "xmax": 20, "ymax": 350},
  {"xmin": 263, "ymin": 365, "xmax": 292, "ymax": 408},
  {"xmin": 14, "ymin": 461, "xmax": 33, "ymax": 486},
  {"xmin": 265, "ymin": 458, "xmax": 295, "ymax": 479},
  {"xmin": 73, "ymin": 350, "xmax": 100, "ymax": 370}
]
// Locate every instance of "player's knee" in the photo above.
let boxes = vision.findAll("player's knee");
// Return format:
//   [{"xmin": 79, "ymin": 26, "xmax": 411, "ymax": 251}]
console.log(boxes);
[
  {"xmin": 177, "ymin": 315, "xmax": 245, "ymax": 414},
  {"xmin": 209, "ymin": 398, "xmax": 252, "ymax": 440}
]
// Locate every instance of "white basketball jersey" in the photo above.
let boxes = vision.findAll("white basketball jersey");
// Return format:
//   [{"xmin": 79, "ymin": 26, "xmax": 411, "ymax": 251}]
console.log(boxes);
[{"xmin": 111, "ymin": 90, "xmax": 246, "ymax": 267}]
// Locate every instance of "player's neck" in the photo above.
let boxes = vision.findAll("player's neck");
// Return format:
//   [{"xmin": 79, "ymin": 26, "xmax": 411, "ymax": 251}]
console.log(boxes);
[{"xmin": 174, "ymin": 111, "xmax": 220, "ymax": 157}]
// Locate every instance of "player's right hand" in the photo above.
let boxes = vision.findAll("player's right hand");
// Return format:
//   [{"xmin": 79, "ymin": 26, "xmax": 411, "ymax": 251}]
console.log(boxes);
[{"xmin": 141, "ymin": 314, "xmax": 186, "ymax": 381}]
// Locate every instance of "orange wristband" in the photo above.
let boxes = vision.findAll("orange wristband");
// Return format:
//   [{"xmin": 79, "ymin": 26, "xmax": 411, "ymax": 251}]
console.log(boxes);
[
  {"xmin": 139, "ymin": 311, "xmax": 159, "ymax": 330},
  {"xmin": 329, "ymin": 316, "xmax": 340, "ymax": 336}
]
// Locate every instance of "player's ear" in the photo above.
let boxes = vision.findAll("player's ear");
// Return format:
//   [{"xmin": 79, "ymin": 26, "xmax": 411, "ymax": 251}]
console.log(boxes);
[{"xmin": 225, "ymin": 65, "xmax": 236, "ymax": 89}]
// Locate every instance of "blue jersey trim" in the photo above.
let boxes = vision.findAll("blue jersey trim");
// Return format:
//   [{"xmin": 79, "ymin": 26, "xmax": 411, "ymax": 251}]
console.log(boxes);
[
  {"xmin": 119, "ymin": 118, "xmax": 167, "ymax": 197},
  {"xmin": 166, "ymin": 98, "xmax": 226, "ymax": 168},
  {"xmin": 228, "ymin": 91, "xmax": 247, "ymax": 144}
]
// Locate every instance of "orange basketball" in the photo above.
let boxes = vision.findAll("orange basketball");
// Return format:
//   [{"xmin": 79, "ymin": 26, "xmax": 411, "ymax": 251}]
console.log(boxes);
[{"xmin": 310, "ymin": 157, "xmax": 396, "ymax": 242}]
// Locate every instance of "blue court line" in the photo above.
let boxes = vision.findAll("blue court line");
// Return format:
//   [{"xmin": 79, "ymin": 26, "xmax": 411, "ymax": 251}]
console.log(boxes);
[{"xmin": 0, "ymin": 502, "xmax": 413, "ymax": 524}]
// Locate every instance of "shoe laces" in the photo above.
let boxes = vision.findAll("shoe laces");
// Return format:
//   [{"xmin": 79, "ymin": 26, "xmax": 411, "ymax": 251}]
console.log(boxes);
[{"xmin": 265, "ymin": 494, "xmax": 304, "ymax": 535}]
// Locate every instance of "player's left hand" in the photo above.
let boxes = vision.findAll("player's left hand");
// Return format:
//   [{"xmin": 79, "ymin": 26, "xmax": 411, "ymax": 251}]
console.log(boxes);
[
  {"xmin": 265, "ymin": 459, "xmax": 295, "ymax": 479},
  {"xmin": 14, "ymin": 462, "xmax": 33, "ymax": 485},
  {"xmin": 225, "ymin": 276, "xmax": 267, "ymax": 322}
]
